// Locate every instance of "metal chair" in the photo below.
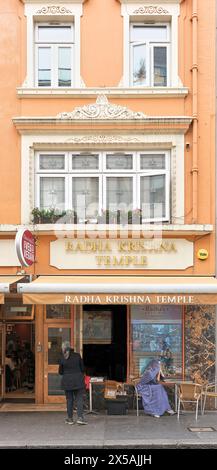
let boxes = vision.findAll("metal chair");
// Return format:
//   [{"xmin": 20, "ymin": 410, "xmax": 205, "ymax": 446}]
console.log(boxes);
[
  {"xmin": 177, "ymin": 382, "xmax": 203, "ymax": 421},
  {"xmin": 131, "ymin": 378, "xmax": 142, "ymax": 416},
  {"xmin": 202, "ymin": 382, "xmax": 217, "ymax": 415}
]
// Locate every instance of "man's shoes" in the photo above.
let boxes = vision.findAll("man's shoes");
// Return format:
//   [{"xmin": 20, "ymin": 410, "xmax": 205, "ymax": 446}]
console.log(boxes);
[
  {"xmin": 167, "ymin": 409, "xmax": 176, "ymax": 415},
  {"xmin": 77, "ymin": 418, "xmax": 88, "ymax": 425},
  {"xmin": 65, "ymin": 418, "xmax": 75, "ymax": 425}
]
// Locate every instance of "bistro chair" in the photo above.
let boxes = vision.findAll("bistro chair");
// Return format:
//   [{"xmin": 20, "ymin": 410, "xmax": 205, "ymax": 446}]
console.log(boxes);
[
  {"xmin": 131, "ymin": 378, "xmax": 142, "ymax": 416},
  {"xmin": 202, "ymin": 382, "xmax": 217, "ymax": 415},
  {"xmin": 177, "ymin": 382, "xmax": 203, "ymax": 421}
]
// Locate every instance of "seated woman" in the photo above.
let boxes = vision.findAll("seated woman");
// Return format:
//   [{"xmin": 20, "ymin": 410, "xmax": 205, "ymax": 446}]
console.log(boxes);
[{"xmin": 136, "ymin": 359, "xmax": 176, "ymax": 418}]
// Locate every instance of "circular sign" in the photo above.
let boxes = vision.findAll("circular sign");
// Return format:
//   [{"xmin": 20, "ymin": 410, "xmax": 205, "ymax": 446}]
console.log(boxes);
[
  {"xmin": 15, "ymin": 229, "xmax": 36, "ymax": 267},
  {"xmin": 197, "ymin": 248, "xmax": 208, "ymax": 261}
]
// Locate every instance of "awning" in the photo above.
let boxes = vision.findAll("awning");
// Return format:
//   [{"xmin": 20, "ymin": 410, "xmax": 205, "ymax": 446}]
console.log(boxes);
[
  {"xmin": 0, "ymin": 275, "xmax": 26, "ymax": 303},
  {"xmin": 17, "ymin": 276, "xmax": 217, "ymax": 305}
]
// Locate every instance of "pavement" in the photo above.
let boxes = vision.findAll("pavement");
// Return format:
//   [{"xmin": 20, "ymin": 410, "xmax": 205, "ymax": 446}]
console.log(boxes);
[{"xmin": 0, "ymin": 410, "xmax": 217, "ymax": 448}]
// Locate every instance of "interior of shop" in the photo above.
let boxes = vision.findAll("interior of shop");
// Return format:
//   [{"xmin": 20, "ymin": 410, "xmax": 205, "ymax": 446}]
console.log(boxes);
[
  {"xmin": 5, "ymin": 323, "xmax": 35, "ymax": 399},
  {"xmin": 83, "ymin": 305, "xmax": 127, "ymax": 382}
]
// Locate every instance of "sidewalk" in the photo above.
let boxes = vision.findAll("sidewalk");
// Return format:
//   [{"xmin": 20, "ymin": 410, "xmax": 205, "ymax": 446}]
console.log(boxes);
[{"xmin": 0, "ymin": 410, "xmax": 217, "ymax": 448}]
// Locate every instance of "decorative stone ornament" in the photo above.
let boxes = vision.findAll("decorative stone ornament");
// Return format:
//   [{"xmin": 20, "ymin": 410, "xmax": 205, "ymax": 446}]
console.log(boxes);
[
  {"xmin": 57, "ymin": 95, "xmax": 146, "ymax": 120},
  {"xmin": 133, "ymin": 6, "xmax": 169, "ymax": 15},
  {"xmin": 36, "ymin": 6, "xmax": 73, "ymax": 14}
]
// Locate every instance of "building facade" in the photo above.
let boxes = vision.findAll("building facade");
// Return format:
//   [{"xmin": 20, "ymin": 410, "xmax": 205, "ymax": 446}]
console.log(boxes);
[{"xmin": 0, "ymin": 0, "xmax": 216, "ymax": 406}]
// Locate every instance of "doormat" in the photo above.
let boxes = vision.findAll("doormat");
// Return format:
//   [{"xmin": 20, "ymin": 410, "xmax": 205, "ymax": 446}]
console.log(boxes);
[{"xmin": 188, "ymin": 427, "xmax": 216, "ymax": 432}]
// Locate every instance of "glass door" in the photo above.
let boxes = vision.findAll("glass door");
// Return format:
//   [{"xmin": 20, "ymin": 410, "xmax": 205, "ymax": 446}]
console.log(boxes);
[
  {"xmin": 44, "ymin": 324, "xmax": 73, "ymax": 403},
  {"xmin": 0, "ymin": 324, "xmax": 4, "ymax": 401}
]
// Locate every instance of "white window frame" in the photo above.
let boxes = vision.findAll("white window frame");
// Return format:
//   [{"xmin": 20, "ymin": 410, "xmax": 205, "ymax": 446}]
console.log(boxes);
[
  {"xmin": 35, "ymin": 23, "xmax": 74, "ymax": 88},
  {"xmin": 121, "ymin": 2, "xmax": 181, "ymax": 88},
  {"xmin": 36, "ymin": 174, "xmax": 68, "ymax": 211},
  {"xmin": 35, "ymin": 151, "xmax": 170, "ymax": 222},
  {"xmin": 69, "ymin": 173, "xmax": 102, "ymax": 221},
  {"xmin": 137, "ymin": 150, "xmax": 170, "ymax": 222},
  {"xmin": 130, "ymin": 23, "xmax": 170, "ymax": 87},
  {"xmin": 103, "ymin": 152, "xmax": 135, "ymax": 173},
  {"xmin": 36, "ymin": 151, "xmax": 68, "ymax": 173},
  {"xmin": 70, "ymin": 152, "xmax": 102, "ymax": 172},
  {"xmin": 24, "ymin": 2, "xmax": 83, "ymax": 88},
  {"xmin": 103, "ymin": 174, "xmax": 136, "ymax": 212}
]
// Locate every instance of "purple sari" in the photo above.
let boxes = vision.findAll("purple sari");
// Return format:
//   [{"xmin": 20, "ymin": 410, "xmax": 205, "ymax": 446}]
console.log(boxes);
[{"xmin": 136, "ymin": 359, "xmax": 171, "ymax": 416}]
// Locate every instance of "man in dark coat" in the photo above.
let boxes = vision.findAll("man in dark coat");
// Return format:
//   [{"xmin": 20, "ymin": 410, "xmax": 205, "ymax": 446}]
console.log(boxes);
[{"xmin": 59, "ymin": 341, "xmax": 87, "ymax": 425}]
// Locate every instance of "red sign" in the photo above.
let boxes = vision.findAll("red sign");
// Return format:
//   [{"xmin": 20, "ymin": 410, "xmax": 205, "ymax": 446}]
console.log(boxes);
[{"xmin": 15, "ymin": 229, "xmax": 35, "ymax": 267}]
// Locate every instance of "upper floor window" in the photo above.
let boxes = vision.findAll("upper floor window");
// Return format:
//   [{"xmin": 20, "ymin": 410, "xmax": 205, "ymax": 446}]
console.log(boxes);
[
  {"xmin": 35, "ymin": 151, "xmax": 170, "ymax": 223},
  {"xmin": 130, "ymin": 24, "xmax": 170, "ymax": 87},
  {"xmin": 35, "ymin": 23, "xmax": 74, "ymax": 87}
]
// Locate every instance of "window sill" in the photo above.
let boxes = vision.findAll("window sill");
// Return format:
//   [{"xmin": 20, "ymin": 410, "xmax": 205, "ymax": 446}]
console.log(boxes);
[
  {"xmin": 16, "ymin": 86, "xmax": 189, "ymax": 99},
  {"xmin": 0, "ymin": 224, "xmax": 213, "ymax": 236}
]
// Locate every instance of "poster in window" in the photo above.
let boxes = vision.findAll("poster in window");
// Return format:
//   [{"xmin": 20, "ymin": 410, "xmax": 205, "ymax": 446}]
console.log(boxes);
[{"xmin": 83, "ymin": 310, "xmax": 112, "ymax": 344}]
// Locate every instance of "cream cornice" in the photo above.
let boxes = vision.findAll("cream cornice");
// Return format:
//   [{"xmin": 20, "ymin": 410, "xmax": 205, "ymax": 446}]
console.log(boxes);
[
  {"xmin": 0, "ymin": 224, "xmax": 213, "ymax": 236},
  {"xmin": 16, "ymin": 87, "xmax": 189, "ymax": 99}
]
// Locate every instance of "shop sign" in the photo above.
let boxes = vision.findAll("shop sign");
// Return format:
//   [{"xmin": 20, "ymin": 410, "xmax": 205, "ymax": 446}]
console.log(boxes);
[
  {"xmin": 50, "ymin": 238, "xmax": 194, "ymax": 270},
  {"xmin": 15, "ymin": 229, "xmax": 35, "ymax": 267}
]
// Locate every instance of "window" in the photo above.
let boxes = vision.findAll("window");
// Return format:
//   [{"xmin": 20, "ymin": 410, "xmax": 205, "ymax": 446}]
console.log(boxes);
[
  {"xmin": 130, "ymin": 306, "xmax": 183, "ymax": 379},
  {"xmin": 35, "ymin": 151, "xmax": 170, "ymax": 222},
  {"xmin": 35, "ymin": 24, "xmax": 74, "ymax": 87},
  {"xmin": 130, "ymin": 24, "xmax": 170, "ymax": 86}
]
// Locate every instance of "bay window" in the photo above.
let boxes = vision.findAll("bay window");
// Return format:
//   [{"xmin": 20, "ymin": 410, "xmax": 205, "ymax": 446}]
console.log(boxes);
[
  {"xmin": 35, "ymin": 24, "xmax": 74, "ymax": 87},
  {"xmin": 130, "ymin": 24, "xmax": 170, "ymax": 87},
  {"xmin": 35, "ymin": 151, "xmax": 170, "ymax": 222}
]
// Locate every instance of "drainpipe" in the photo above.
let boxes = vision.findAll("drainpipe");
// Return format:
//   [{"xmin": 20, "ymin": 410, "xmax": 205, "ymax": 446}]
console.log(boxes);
[{"xmin": 192, "ymin": 0, "xmax": 198, "ymax": 223}]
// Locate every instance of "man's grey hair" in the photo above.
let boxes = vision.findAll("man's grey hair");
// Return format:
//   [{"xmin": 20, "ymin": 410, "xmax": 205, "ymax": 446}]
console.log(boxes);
[{"xmin": 62, "ymin": 341, "xmax": 71, "ymax": 359}]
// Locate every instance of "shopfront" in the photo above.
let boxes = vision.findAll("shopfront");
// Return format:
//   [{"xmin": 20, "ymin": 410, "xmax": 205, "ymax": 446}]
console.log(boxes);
[{"xmin": 10, "ymin": 275, "xmax": 215, "ymax": 405}]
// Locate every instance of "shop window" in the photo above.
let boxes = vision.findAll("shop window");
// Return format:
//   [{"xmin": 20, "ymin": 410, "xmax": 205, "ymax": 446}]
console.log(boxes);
[
  {"xmin": 35, "ymin": 24, "xmax": 74, "ymax": 87},
  {"xmin": 35, "ymin": 150, "xmax": 170, "ymax": 222},
  {"xmin": 46, "ymin": 305, "xmax": 71, "ymax": 320},
  {"xmin": 130, "ymin": 306, "xmax": 183, "ymax": 379},
  {"xmin": 130, "ymin": 24, "xmax": 170, "ymax": 87},
  {"xmin": 3, "ymin": 297, "xmax": 34, "ymax": 320}
]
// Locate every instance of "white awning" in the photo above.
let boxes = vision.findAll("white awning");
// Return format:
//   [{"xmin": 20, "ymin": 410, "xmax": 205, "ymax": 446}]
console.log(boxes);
[
  {"xmin": 17, "ymin": 276, "xmax": 217, "ymax": 305},
  {"xmin": 0, "ymin": 276, "xmax": 26, "ymax": 293}
]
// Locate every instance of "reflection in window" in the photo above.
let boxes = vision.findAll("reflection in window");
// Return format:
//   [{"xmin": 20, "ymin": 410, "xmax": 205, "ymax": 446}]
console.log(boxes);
[
  {"xmin": 130, "ymin": 306, "xmax": 182, "ymax": 378},
  {"xmin": 48, "ymin": 327, "xmax": 70, "ymax": 365}
]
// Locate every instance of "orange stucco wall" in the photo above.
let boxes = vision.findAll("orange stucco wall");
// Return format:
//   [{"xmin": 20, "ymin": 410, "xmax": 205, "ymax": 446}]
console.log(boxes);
[{"xmin": 0, "ymin": 0, "xmax": 215, "ymax": 276}]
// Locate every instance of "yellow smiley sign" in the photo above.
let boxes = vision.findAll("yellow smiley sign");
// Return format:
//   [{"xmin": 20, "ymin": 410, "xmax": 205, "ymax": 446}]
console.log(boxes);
[{"xmin": 197, "ymin": 249, "xmax": 208, "ymax": 260}]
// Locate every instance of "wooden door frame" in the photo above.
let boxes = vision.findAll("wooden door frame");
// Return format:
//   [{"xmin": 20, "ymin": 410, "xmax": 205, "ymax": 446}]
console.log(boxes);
[{"xmin": 43, "ymin": 322, "xmax": 73, "ymax": 403}]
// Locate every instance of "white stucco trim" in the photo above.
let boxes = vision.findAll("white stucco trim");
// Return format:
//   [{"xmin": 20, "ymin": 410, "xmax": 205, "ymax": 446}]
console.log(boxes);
[
  {"xmin": 121, "ymin": 2, "xmax": 182, "ymax": 88},
  {"xmin": 23, "ymin": 2, "xmax": 83, "ymax": 88},
  {"xmin": 20, "ymin": 132, "xmax": 185, "ymax": 225}
]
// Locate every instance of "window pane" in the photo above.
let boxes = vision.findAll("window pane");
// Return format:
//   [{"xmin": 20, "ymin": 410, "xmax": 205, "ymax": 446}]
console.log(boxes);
[
  {"xmin": 38, "ymin": 26, "xmax": 72, "ymax": 43},
  {"xmin": 72, "ymin": 154, "xmax": 99, "ymax": 170},
  {"xmin": 106, "ymin": 154, "xmax": 133, "ymax": 170},
  {"xmin": 106, "ymin": 177, "xmax": 133, "ymax": 209},
  {"xmin": 58, "ymin": 48, "xmax": 71, "ymax": 86},
  {"xmin": 131, "ymin": 25, "xmax": 167, "ymax": 42},
  {"xmin": 133, "ymin": 44, "xmax": 146, "ymax": 85},
  {"xmin": 154, "ymin": 47, "xmax": 167, "ymax": 86},
  {"xmin": 140, "ymin": 174, "xmax": 166, "ymax": 219},
  {"xmin": 48, "ymin": 327, "xmax": 71, "ymax": 365},
  {"xmin": 48, "ymin": 373, "xmax": 64, "ymax": 395},
  {"xmin": 38, "ymin": 48, "xmax": 51, "ymax": 86},
  {"xmin": 39, "ymin": 155, "xmax": 65, "ymax": 170},
  {"xmin": 72, "ymin": 177, "xmax": 99, "ymax": 219},
  {"xmin": 46, "ymin": 305, "xmax": 71, "ymax": 320},
  {"xmin": 130, "ymin": 305, "xmax": 182, "ymax": 379},
  {"xmin": 40, "ymin": 177, "xmax": 65, "ymax": 210},
  {"xmin": 140, "ymin": 154, "xmax": 166, "ymax": 170}
]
